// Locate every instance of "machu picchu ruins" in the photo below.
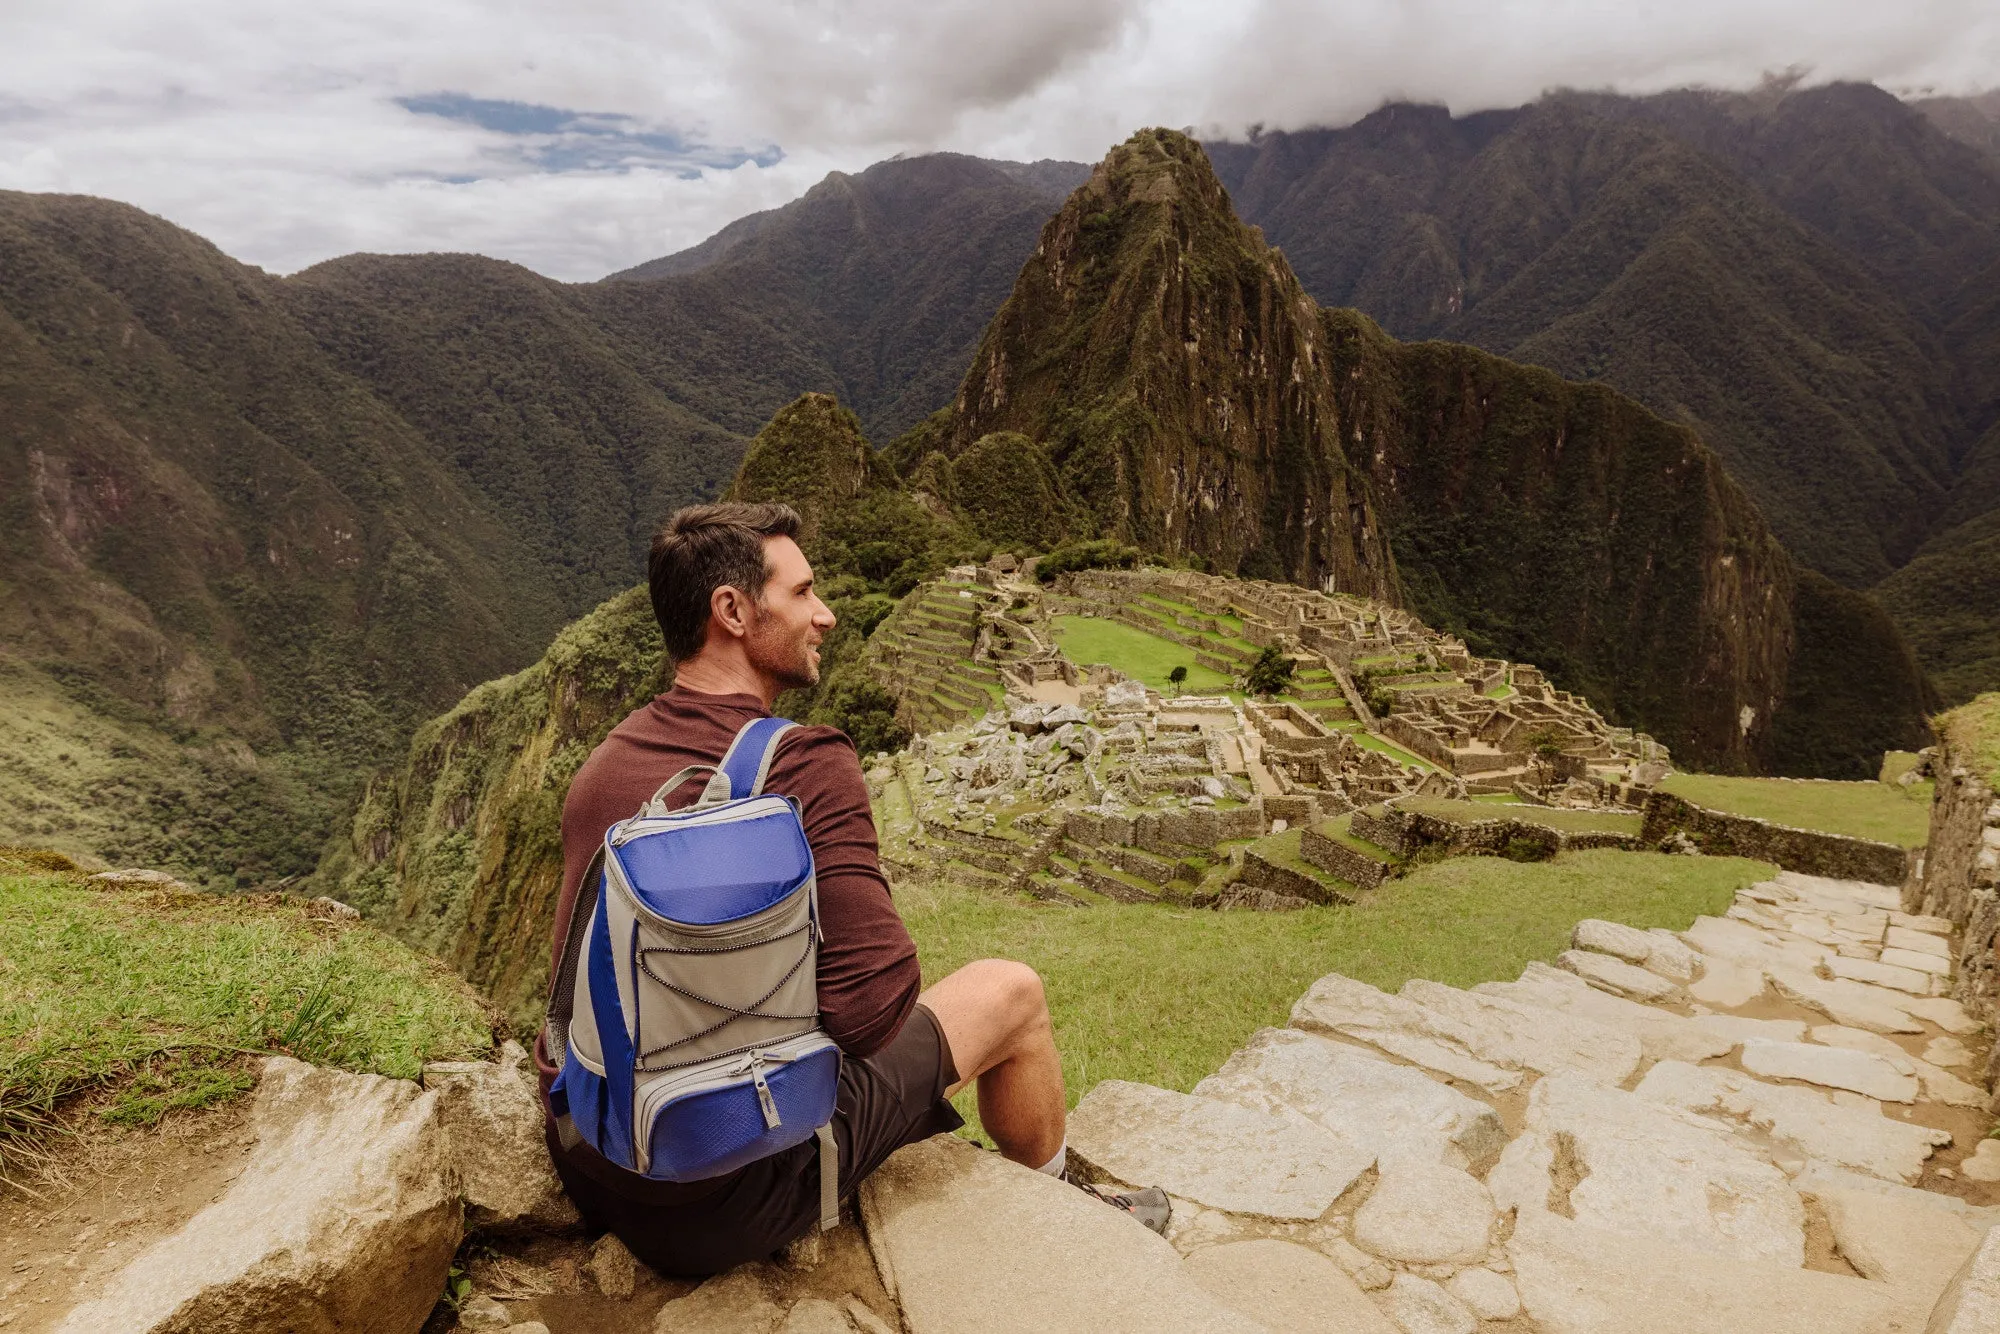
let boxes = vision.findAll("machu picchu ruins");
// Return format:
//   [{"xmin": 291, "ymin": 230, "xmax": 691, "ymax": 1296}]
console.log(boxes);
[{"xmin": 862, "ymin": 559, "xmax": 1672, "ymax": 914}]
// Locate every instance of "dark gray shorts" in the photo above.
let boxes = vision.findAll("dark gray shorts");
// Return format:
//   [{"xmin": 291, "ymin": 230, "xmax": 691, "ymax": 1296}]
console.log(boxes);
[{"xmin": 547, "ymin": 1003, "xmax": 963, "ymax": 1278}]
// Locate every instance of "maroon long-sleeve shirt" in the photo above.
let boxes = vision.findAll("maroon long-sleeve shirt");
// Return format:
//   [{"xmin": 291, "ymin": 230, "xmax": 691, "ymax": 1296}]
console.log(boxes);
[{"xmin": 533, "ymin": 685, "xmax": 922, "ymax": 1103}]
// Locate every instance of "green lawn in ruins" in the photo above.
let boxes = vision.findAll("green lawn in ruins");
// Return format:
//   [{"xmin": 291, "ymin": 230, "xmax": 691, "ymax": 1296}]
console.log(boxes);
[
  {"xmin": 1050, "ymin": 615, "xmax": 1236, "ymax": 694},
  {"xmin": 0, "ymin": 852, "xmax": 492, "ymax": 1180},
  {"xmin": 901, "ymin": 849, "xmax": 1769, "ymax": 1139},
  {"xmin": 1658, "ymin": 772, "xmax": 1933, "ymax": 848}
]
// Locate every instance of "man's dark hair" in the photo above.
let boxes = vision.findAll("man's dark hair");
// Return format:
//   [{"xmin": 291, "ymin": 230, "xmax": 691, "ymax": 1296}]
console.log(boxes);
[{"xmin": 648, "ymin": 502, "xmax": 802, "ymax": 662}]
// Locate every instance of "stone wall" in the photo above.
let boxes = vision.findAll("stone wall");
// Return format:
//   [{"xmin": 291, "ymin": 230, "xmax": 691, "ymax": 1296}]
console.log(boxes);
[
  {"xmin": 1364, "ymin": 808, "xmax": 1642, "ymax": 863},
  {"xmin": 1903, "ymin": 702, "xmax": 2000, "ymax": 1089},
  {"xmin": 1639, "ymin": 790, "xmax": 1912, "ymax": 885},
  {"xmin": 1298, "ymin": 827, "xmax": 1395, "ymax": 889}
]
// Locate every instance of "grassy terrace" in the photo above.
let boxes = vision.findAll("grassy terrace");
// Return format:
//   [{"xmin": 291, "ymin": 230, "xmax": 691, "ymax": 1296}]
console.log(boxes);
[
  {"xmin": 1658, "ymin": 773, "xmax": 1933, "ymax": 849},
  {"xmin": 1051, "ymin": 615, "xmax": 1237, "ymax": 695},
  {"xmin": 904, "ymin": 849, "xmax": 1769, "ymax": 1140},
  {"xmin": 0, "ymin": 852, "xmax": 492, "ymax": 1178},
  {"xmin": 1391, "ymin": 797, "xmax": 1644, "ymax": 837},
  {"xmin": 1939, "ymin": 693, "xmax": 2000, "ymax": 789}
]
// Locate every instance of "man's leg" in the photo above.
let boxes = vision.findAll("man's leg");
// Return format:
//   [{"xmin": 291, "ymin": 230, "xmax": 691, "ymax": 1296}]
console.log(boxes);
[{"xmin": 916, "ymin": 958, "xmax": 1065, "ymax": 1168}]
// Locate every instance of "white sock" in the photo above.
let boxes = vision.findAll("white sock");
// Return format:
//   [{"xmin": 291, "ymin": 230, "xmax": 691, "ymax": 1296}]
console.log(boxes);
[{"xmin": 1036, "ymin": 1141, "xmax": 1068, "ymax": 1177}]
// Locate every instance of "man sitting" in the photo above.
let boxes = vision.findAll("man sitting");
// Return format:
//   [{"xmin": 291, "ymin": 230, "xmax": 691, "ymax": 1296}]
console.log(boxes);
[{"xmin": 534, "ymin": 500, "xmax": 1165, "ymax": 1276}]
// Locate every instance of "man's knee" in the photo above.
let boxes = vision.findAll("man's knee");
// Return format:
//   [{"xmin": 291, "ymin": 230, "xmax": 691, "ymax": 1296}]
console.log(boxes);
[{"xmin": 957, "ymin": 957, "xmax": 1048, "ymax": 1031}]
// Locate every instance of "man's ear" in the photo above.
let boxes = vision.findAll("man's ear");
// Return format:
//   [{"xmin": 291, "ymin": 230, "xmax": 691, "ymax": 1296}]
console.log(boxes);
[{"xmin": 708, "ymin": 583, "xmax": 753, "ymax": 641}]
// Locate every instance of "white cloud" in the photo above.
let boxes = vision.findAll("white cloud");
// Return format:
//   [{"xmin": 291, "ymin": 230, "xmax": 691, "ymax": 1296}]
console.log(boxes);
[{"xmin": 0, "ymin": 0, "xmax": 1993, "ymax": 280}]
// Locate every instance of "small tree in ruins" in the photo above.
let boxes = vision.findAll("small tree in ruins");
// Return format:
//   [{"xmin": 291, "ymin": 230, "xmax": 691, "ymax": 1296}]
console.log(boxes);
[
  {"xmin": 1167, "ymin": 665, "xmax": 1188, "ymax": 694},
  {"xmin": 1527, "ymin": 728, "xmax": 1565, "ymax": 792},
  {"xmin": 1244, "ymin": 647, "xmax": 1295, "ymax": 697}
]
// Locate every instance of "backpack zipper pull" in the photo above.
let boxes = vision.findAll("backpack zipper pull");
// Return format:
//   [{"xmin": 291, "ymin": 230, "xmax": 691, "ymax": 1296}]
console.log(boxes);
[{"xmin": 750, "ymin": 1056, "xmax": 782, "ymax": 1129}]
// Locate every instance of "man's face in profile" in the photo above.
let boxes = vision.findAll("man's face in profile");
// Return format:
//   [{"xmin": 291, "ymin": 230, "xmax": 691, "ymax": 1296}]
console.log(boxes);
[{"xmin": 744, "ymin": 535, "xmax": 835, "ymax": 690}]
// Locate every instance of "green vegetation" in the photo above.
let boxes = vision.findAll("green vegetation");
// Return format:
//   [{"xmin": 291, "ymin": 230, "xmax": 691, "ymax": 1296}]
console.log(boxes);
[
  {"xmin": 1244, "ymin": 646, "xmax": 1297, "ymax": 697},
  {"xmin": 902, "ymin": 849, "xmax": 1767, "ymax": 1133},
  {"xmin": 1392, "ymin": 797, "xmax": 1644, "ymax": 836},
  {"xmin": 1, "ymin": 853, "xmax": 491, "ymax": 1180},
  {"xmin": 1937, "ymin": 692, "xmax": 2000, "ymax": 788},
  {"xmin": 1051, "ymin": 616, "xmax": 1234, "ymax": 694},
  {"xmin": 1034, "ymin": 538, "xmax": 1145, "ymax": 583},
  {"xmin": 1658, "ymin": 772, "xmax": 1934, "ymax": 848}
]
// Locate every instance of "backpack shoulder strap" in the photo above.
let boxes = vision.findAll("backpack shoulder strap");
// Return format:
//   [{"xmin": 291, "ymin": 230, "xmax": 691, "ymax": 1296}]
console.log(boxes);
[
  {"xmin": 541, "ymin": 842, "xmax": 606, "ymax": 1150},
  {"xmin": 697, "ymin": 715, "xmax": 796, "ymax": 806}
]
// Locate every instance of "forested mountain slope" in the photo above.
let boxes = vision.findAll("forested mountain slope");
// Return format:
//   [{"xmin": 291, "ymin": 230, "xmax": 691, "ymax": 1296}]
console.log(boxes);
[
  {"xmin": 1208, "ymin": 83, "xmax": 2000, "ymax": 701},
  {"xmin": 0, "ymin": 154, "xmax": 1087, "ymax": 883}
]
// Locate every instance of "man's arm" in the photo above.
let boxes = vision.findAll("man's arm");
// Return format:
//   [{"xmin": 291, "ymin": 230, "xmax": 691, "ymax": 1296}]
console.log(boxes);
[{"xmin": 772, "ymin": 727, "xmax": 923, "ymax": 1057}]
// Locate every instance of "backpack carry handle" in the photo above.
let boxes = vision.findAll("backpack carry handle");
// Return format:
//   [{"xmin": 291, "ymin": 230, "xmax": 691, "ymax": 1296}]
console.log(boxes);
[{"xmin": 637, "ymin": 716, "xmax": 795, "ymax": 814}]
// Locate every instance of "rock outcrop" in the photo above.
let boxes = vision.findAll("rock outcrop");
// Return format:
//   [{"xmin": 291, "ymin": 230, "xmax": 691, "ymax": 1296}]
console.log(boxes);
[{"xmin": 54, "ymin": 1059, "xmax": 461, "ymax": 1334}]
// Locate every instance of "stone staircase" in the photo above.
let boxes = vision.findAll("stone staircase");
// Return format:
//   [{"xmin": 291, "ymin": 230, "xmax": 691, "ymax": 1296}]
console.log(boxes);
[{"xmin": 654, "ymin": 869, "xmax": 2000, "ymax": 1333}]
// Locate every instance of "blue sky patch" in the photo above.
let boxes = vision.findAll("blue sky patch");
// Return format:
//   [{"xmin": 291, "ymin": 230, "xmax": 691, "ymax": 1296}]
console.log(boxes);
[{"xmin": 398, "ymin": 93, "xmax": 782, "ymax": 175}]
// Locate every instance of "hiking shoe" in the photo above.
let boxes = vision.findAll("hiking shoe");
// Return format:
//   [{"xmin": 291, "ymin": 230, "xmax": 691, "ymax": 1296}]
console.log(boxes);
[{"xmin": 1064, "ymin": 1170, "xmax": 1172, "ymax": 1235}]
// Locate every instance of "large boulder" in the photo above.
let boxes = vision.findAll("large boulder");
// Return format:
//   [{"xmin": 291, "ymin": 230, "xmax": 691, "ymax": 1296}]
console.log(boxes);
[
  {"xmin": 860, "ymin": 1136, "xmax": 1262, "ymax": 1332},
  {"xmin": 422, "ymin": 1039, "xmax": 580, "ymax": 1232},
  {"xmin": 55, "ymin": 1058, "xmax": 460, "ymax": 1334}
]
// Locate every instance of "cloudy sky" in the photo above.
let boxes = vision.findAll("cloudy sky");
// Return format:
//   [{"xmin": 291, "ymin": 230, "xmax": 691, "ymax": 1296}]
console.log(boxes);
[{"xmin": 3, "ymin": 1, "xmax": 1995, "ymax": 281}]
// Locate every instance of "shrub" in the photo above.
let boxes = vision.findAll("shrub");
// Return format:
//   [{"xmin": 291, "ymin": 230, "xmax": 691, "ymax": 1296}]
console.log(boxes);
[
  {"xmin": 1244, "ymin": 646, "xmax": 1296, "ymax": 697},
  {"xmin": 1035, "ymin": 538, "xmax": 1144, "ymax": 583}
]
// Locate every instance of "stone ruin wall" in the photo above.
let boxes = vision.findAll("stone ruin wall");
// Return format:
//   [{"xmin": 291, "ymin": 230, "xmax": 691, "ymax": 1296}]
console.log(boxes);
[
  {"xmin": 1905, "ymin": 727, "xmax": 2000, "ymax": 1091},
  {"xmin": 1639, "ymin": 790, "xmax": 1915, "ymax": 886}
]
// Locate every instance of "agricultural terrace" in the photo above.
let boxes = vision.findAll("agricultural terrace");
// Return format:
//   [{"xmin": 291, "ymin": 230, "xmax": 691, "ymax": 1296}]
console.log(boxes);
[{"xmin": 1658, "ymin": 772, "xmax": 1933, "ymax": 848}]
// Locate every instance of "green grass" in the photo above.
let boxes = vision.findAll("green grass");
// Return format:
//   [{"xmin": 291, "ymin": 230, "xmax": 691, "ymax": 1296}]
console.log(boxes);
[
  {"xmin": 904, "ymin": 849, "xmax": 1768, "ymax": 1136},
  {"xmin": 0, "ymin": 859, "xmax": 492, "ymax": 1179},
  {"xmin": 1658, "ymin": 773, "xmax": 1934, "ymax": 848},
  {"xmin": 1051, "ymin": 616, "xmax": 1236, "ymax": 694},
  {"xmin": 1348, "ymin": 730, "xmax": 1436, "ymax": 772},
  {"xmin": 1393, "ymin": 797, "xmax": 1643, "ymax": 836},
  {"xmin": 1939, "ymin": 694, "xmax": 2000, "ymax": 790}
]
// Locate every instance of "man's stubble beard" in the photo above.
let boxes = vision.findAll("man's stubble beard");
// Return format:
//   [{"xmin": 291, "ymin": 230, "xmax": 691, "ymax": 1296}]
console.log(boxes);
[{"xmin": 747, "ymin": 609, "xmax": 819, "ymax": 692}]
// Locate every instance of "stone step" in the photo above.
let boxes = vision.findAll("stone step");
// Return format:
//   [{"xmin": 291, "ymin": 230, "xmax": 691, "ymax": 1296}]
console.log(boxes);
[{"xmin": 860, "ymin": 1137, "xmax": 1263, "ymax": 1333}]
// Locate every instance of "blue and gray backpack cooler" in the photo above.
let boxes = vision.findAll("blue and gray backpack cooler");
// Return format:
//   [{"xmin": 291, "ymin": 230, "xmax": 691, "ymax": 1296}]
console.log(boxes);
[{"xmin": 544, "ymin": 716, "xmax": 843, "ymax": 1230}]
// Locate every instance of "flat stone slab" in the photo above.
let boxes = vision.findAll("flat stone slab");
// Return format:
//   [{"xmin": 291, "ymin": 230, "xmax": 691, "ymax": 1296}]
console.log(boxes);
[
  {"xmin": 1890, "ymin": 911, "xmax": 1955, "ymax": 935},
  {"xmin": 1397, "ymin": 978, "xmax": 1642, "ymax": 1085},
  {"xmin": 1825, "ymin": 953, "xmax": 1935, "ymax": 994},
  {"xmin": 1929, "ymin": 1223, "xmax": 2000, "ymax": 1334},
  {"xmin": 1738, "ymin": 1039, "xmax": 1919, "ymax": 1102},
  {"xmin": 1767, "ymin": 968, "xmax": 1925, "ymax": 1033},
  {"xmin": 1805, "ymin": 1026, "xmax": 1990, "ymax": 1109},
  {"xmin": 1633, "ymin": 1060, "xmax": 1949, "ymax": 1184},
  {"xmin": 1193, "ymin": 1026, "xmax": 1507, "ymax": 1167},
  {"xmin": 1880, "ymin": 945, "xmax": 1951, "ymax": 976},
  {"xmin": 1898, "ymin": 995, "xmax": 1981, "ymax": 1033},
  {"xmin": 1686, "ymin": 958, "xmax": 1768, "ymax": 1008},
  {"xmin": 1351, "ymin": 1156, "xmax": 1495, "ymax": 1264},
  {"xmin": 1773, "ymin": 871, "xmax": 1900, "ymax": 912},
  {"xmin": 1884, "ymin": 926, "xmax": 1952, "ymax": 957},
  {"xmin": 1475, "ymin": 963, "xmax": 1731, "ymax": 1064},
  {"xmin": 1570, "ymin": 919, "xmax": 1699, "ymax": 978},
  {"xmin": 1181, "ymin": 1240, "xmax": 1398, "ymax": 1334},
  {"xmin": 1065, "ymin": 1080, "xmax": 1370, "ymax": 1219},
  {"xmin": 1289, "ymin": 974, "xmax": 1520, "ymax": 1093},
  {"xmin": 1556, "ymin": 949, "xmax": 1685, "ymax": 1003},
  {"xmin": 1812, "ymin": 1183, "xmax": 1984, "ymax": 1292},
  {"xmin": 54, "ymin": 1058, "xmax": 459, "ymax": 1334},
  {"xmin": 1490, "ymin": 1073, "xmax": 1805, "ymax": 1267},
  {"xmin": 1690, "ymin": 1013, "xmax": 1807, "ymax": 1047},
  {"xmin": 1681, "ymin": 916, "xmax": 1821, "ymax": 972},
  {"xmin": 1508, "ymin": 1212, "xmax": 1910, "ymax": 1334},
  {"xmin": 1376, "ymin": 1274, "xmax": 1475, "ymax": 1334},
  {"xmin": 861, "ymin": 1136, "xmax": 1262, "ymax": 1333},
  {"xmin": 1445, "ymin": 1268, "xmax": 1520, "ymax": 1321},
  {"xmin": 1925, "ymin": 1036, "xmax": 1975, "ymax": 1068}
]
